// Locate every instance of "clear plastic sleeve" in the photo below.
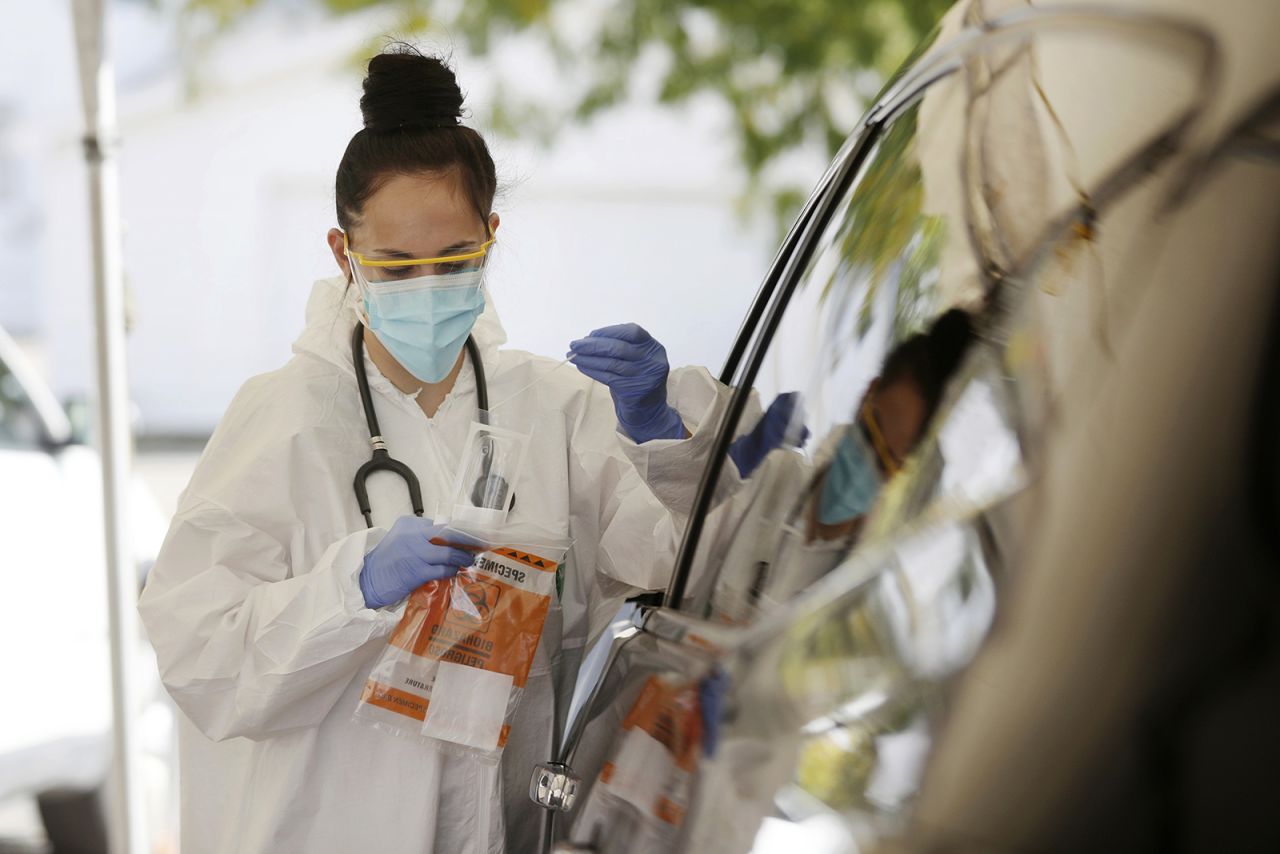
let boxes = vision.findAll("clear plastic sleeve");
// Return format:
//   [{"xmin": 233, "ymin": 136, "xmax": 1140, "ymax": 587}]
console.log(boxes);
[{"xmin": 447, "ymin": 419, "xmax": 531, "ymax": 528}]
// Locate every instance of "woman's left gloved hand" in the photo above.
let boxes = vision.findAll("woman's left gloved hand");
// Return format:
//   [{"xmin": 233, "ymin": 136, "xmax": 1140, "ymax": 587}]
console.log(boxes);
[
  {"xmin": 728, "ymin": 391, "xmax": 810, "ymax": 479},
  {"xmin": 358, "ymin": 516, "xmax": 475, "ymax": 610},
  {"xmin": 569, "ymin": 323, "xmax": 687, "ymax": 444}
]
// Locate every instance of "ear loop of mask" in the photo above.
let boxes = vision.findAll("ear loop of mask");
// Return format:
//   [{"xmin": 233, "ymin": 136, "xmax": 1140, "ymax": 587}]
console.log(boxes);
[
  {"xmin": 345, "ymin": 247, "xmax": 373, "ymax": 326},
  {"xmin": 860, "ymin": 399, "xmax": 900, "ymax": 477}
]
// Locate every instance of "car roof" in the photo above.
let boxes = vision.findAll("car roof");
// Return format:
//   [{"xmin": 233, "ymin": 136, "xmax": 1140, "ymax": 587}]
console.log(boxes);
[{"xmin": 0, "ymin": 323, "xmax": 72, "ymax": 446}]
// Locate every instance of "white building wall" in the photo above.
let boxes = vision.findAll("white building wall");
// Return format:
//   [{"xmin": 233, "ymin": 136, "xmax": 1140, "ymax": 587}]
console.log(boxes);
[{"xmin": 14, "ymin": 2, "xmax": 805, "ymax": 436}]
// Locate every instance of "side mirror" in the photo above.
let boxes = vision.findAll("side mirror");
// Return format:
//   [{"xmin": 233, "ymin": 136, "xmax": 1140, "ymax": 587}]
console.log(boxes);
[{"xmin": 61, "ymin": 395, "xmax": 93, "ymax": 446}]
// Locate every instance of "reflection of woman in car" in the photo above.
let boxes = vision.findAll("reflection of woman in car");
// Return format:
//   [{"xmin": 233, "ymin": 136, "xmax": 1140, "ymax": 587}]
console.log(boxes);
[
  {"xmin": 699, "ymin": 308, "xmax": 976, "ymax": 622},
  {"xmin": 809, "ymin": 307, "xmax": 975, "ymax": 542}
]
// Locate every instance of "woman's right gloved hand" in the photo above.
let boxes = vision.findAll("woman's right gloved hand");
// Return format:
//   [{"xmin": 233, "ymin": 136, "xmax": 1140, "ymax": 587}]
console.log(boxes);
[
  {"xmin": 358, "ymin": 516, "xmax": 476, "ymax": 609},
  {"xmin": 568, "ymin": 323, "xmax": 686, "ymax": 444}
]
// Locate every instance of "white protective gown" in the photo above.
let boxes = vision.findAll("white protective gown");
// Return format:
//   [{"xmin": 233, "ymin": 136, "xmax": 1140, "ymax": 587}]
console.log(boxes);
[{"xmin": 138, "ymin": 276, "xmax": 729, "ymax": 854}]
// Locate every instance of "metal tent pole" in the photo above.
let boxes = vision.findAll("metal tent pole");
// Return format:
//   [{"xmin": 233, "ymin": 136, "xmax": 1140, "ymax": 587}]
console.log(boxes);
[{"xmin": 70, "ymin": 2, "xmax": 147, "ymax": 852}]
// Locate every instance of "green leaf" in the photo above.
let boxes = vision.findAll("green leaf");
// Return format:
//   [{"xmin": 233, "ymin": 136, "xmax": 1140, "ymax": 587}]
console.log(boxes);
[{"xmin": 181, "ymin": 0, "xmax": 952, "ymax": 217}]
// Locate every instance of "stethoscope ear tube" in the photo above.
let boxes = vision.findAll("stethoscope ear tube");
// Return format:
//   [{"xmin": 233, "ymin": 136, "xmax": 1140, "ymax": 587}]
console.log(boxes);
[
  {"xmin": 465, "ymin": 335, "xmax": 489, "ymax": 423},
  {"xmin": 463, "ymin": 336, "xmax": 516, "ymax": 510}
]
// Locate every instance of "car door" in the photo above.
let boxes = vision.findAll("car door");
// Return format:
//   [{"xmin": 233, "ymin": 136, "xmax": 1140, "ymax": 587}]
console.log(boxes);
[{"xmin": 542, "ymin": 6, "xmax": 1217, "ymax": 852}]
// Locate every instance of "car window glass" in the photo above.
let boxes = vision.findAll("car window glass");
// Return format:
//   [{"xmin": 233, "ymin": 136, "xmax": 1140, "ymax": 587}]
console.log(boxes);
[
  {"xmin": 0, "ymin": 354, "xmax": 45, "ymax": 448},
  {"xmin": 559, "ymin": 14, "xmax": 1215, "ymax": 848},
  {"xmin": 684, "ymin": 96, "xmax": 1009, "ymax": 623},
  {"xmin": 685, "ymin": 16, "xmax": 1212, "ymax": 841},
  {"xmin": 685, "ymin": 14, "xmax": 1208, "ymax": 628}
]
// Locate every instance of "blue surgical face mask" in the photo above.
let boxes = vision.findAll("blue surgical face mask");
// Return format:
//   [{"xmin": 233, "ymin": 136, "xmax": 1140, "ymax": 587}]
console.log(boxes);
[
  {"xmin": 360, "ymin": 270, "xmax": 486, "ymax": 383},
  {"xmin": 817, "ymin": 423, "xmax": 885, "ymax": 525}
]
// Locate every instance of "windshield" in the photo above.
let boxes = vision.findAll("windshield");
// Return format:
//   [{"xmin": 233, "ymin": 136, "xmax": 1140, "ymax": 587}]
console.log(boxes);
[{"xmin": 0, "ymin": 350, "xmax": 46, "ymax": 449}]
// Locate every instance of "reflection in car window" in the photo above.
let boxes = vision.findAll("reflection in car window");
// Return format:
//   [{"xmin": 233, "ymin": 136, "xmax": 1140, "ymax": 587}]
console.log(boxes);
[
  {"xmin": 664, "ymin": 13, "xmax": 1215, "ymax": 849},
  {"xmin": 776, "ymin": 519, "xmax": 995, "ymax": 817},
  {"xmin": 753, "ymin": 106, "xmax": 954, "ymax": 445},
  {"xmin": 674, "ymin": 93, "xmax": 1025, "ymax": 830},
  {"xmin": 689, "ymin": 100, "xmax": 993, "ymax": 627},
  {"xmin": 0, "ymin": 355, "xmax": 44, "ymax": 448}
]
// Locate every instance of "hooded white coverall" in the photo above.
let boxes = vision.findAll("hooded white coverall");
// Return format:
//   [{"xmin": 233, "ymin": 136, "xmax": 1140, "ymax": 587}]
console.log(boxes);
[{"xmin": 138, "ymin": 277, "xmax": 728, "ymax": 854}]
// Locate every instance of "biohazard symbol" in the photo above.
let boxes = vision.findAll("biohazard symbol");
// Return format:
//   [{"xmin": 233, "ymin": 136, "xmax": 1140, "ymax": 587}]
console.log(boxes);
[{"xmin": 454, "ymin": 579, "xmax": 502, "ymax": 631}]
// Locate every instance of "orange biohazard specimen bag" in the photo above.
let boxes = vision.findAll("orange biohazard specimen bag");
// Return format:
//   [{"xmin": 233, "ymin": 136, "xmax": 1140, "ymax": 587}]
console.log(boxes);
[
  {"xmin": 571, "ymin": 675, "xmax": 706, "ymax": 845},
  {"xmin": 354, "ymin": 525, "xmax": 570, "ymax": 762}
]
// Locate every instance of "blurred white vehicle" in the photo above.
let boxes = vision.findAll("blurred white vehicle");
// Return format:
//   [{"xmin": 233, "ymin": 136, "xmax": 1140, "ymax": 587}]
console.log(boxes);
[{"xmin": 0, "ymin": 323, "xmax": 168, "ymax": 849}]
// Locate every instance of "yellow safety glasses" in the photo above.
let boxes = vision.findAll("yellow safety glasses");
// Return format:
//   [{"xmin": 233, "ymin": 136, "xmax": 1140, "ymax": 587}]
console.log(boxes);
[
  {"xmin": 343, "ymin": 232, "xmax": 496, "ymax": 284},
  {"xmin": 859, "ymin": 399, "xmax": 902, "ymax": 477}
]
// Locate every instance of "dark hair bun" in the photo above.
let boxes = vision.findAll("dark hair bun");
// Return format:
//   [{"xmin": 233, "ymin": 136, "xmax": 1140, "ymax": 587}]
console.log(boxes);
[
  {"xmin": 360, "ymin": 46, "xmax": 464, "ymax": 133},
  {"xmin": 926, "ymin": 307, "xmax": 976, "ymax": 378},
  {"xmin": 878, "ymin": 306, "xmax": 977, "ymax": 421}
]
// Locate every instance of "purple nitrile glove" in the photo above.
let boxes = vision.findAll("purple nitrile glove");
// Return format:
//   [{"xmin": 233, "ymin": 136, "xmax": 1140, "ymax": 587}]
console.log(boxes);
[
  {"xmin": 568, "ymin": 323, "xmax": 686, "ymax": 444},
  {"xmin": 728, "ymin": 391, "xmax": 811, "ymax": 479},
  {"xmin": 359, "ymin": 516, "xmax": 476, "ymax": 609},
  {"xmin": 698, "ymin": 668, "xmax": 731, "ymax": 758}
]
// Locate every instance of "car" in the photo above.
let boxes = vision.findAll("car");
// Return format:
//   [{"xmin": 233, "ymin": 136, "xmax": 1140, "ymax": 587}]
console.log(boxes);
[
  {"xmin": 525, "ymin": 2, "xmax": 1280, "ymax": 852},
  {"xmin": 0, "ymin": 323, "xmax": 170, "ymax": 851}
]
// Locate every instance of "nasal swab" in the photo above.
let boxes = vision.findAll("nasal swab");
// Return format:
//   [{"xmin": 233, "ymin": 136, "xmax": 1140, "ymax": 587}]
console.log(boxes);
[{"xmin": 488, "ymin": 356, "xmax": 574, "ymax": 412}]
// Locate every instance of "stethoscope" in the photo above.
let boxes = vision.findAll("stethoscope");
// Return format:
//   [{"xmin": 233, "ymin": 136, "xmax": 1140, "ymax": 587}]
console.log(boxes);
[{"xmin": 351, "ymin": 323, "xmax": 509, "ymax": 528}]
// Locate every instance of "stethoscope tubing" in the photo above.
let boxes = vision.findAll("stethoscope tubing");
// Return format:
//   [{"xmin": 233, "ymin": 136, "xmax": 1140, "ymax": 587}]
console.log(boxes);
[{"xmin": 351, "ymin": 323, "xmax": 490, "ymax": 528}]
